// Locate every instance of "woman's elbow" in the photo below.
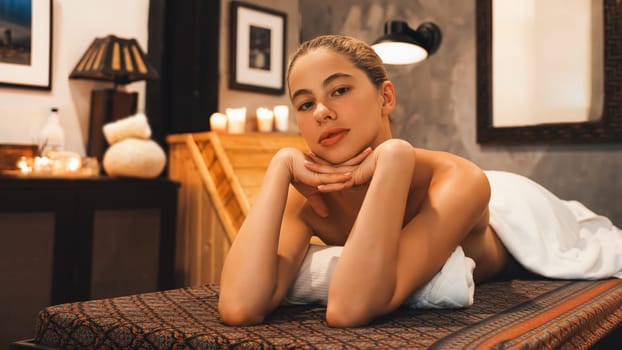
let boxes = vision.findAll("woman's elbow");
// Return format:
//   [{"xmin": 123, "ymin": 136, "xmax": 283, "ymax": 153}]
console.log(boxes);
[
  {"xmin": 218, "ymin": 298, "xmax": 266, "ymax": 326},
  {"xmin": 325, "ymin": 302, "xmax": 374, "ymax": 328}
]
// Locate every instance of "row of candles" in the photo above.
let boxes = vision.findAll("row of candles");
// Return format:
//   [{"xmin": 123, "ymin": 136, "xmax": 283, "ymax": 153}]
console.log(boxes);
[
  {"xmin": 210, "ymin": 105, "xmax": 290, "ymax": 134},
  {"xmin": 16, "ymin": 153, "xmax": 100, "ymax": 177}
]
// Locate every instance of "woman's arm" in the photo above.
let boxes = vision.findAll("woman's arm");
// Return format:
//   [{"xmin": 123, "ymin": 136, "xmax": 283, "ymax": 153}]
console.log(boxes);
[
  {"xmin": 319, "ymin": 142, "xmax": 490, "ymax": 327},
  {"xmin": 218, "ymin": 147, "xmax": 354, "ymax": 325}
]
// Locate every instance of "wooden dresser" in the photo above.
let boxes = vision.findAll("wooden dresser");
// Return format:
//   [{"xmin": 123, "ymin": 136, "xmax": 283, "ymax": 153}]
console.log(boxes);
[{"xmin": 167, "ymin": 132, "xmax": 309, "ymax": 286}]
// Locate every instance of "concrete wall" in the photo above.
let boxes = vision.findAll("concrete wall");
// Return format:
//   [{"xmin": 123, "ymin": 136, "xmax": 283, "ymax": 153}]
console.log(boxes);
[{"xmin": 299, "ymin": 0, "xmax": 622, "ymax": 225}]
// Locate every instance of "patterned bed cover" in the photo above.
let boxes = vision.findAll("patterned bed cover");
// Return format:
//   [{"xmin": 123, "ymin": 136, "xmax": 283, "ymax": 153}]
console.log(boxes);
[{"xmin": 11, "ymin": 279, "xmax": 622, "ymax": 349}]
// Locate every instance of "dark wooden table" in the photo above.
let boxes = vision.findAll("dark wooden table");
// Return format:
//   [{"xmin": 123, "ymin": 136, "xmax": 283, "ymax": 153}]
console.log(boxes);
[{"xmin": 0, "ymin": 175, "xmax": 179, "ymax": 304}]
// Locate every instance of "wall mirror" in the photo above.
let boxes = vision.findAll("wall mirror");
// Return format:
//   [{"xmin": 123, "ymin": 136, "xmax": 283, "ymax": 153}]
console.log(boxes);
[{"xmin": 476, "ymin": 0, "xmax": 622, "ymax": 144}]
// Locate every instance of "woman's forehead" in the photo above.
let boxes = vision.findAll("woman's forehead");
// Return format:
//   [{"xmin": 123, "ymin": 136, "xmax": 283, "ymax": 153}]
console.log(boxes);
[{"xmin": 289, "ymin": 48, "xmax": 362, "ymax": 89}]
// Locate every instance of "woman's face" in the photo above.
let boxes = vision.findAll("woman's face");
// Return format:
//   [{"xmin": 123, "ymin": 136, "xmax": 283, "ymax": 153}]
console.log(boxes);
[{"xmin": 288, "ymin": 48, "xmax": 394, "ymax": 164}]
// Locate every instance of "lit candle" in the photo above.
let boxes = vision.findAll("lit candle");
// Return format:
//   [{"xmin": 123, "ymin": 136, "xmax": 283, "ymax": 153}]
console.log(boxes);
[
  {"xmin": 210, "ymin": 112, "xmax": 228, "ymax": 133},
  {"xmin": 16, "ymin": 156, "xmax": 32, "ymax": 175},
  {"xmin": 226, "ymin": 107, "xmax": 247, "ymax": 134},
  {"xmin": 66, "ymin": 156, "xmax": 82, "ymax": 174},
  {"xmin": 34, "ymin": 156, "xmax": 52, "ymax": 174},
  {"xmin": 273, "ymin": 105, "xmax": 289, "ymax": 132},
  {"xmin": 256, "ymin": 107, "xmax": 274, "ymax": 132}
]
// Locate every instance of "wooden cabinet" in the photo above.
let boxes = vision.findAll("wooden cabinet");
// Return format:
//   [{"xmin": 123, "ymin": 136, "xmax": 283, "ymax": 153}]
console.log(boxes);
[
  {"xmin": 167, "ymin": 132, "xmax": 309, "ymax": 285},
  {"xmin": 0, "ymin": 176, "xmax": 178, "ymax": 346}
]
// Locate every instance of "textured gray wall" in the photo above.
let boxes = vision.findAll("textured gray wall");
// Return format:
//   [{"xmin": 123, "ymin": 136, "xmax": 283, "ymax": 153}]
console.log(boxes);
[{"xmin": 299, "ymin": 0, "xmax": 622, "ymax": 225}]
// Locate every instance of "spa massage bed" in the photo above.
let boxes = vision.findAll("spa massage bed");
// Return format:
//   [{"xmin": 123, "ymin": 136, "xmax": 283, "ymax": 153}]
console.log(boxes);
[
  {"xmin": 9, "ymin": 278, "xmax": 622, "ymax": 349},
  {"xmin": 12, "ymin": 133, "xmax": 621, "ymax": 349}
]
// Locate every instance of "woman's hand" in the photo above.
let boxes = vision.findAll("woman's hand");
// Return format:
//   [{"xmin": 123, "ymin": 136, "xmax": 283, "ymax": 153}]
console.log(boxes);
[
  {"xmin": 305, "ymin": 140, "xmax": 413, "ymax": 193},
  {"xmin": 276, "ymin": 148, "xmax": 354, "ymax": 217},
  {"xmin": 304, "ymin": 146, "xmax": 378, "ymax": 192},
  {"xmin": 306, "ymin": 147, "xmax": 373, "ymax": 191}
]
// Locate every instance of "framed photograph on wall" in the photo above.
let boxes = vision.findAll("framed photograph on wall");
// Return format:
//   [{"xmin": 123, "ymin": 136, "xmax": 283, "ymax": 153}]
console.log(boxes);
[
  {"xmin": 0, "ymin": 0, "xmax": 52, "ymax": 90},
  {"xmin": 229, "ymin": 1, "xmax": 286, "ymax": 95}
]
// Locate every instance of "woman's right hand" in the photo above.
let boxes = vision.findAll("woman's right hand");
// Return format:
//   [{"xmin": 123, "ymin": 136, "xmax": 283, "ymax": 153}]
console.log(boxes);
[{"xmin": 275, "ymin": 147, "xmax": 354, "ymax": 217}]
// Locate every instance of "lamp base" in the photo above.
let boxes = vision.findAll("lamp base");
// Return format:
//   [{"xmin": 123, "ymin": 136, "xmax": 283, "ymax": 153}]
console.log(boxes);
[{"xmin": 87, "ymin": 89, "xmax": 138, "ymax": 160}]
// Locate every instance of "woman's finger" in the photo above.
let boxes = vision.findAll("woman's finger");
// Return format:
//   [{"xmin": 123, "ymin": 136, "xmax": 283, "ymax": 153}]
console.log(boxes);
[
  {"xmin": 317, "ymin": 182, "xmax": 349, "ymax": 192},
  {"xmin": 304, "ymin": 160, "xmax": 356, "ymax": 174}
]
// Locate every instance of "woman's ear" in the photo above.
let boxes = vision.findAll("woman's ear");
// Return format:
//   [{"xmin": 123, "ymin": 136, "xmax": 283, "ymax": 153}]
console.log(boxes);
[{"xmin": 380, "ymin": 81, "xmax": 396, "ymax": 117}]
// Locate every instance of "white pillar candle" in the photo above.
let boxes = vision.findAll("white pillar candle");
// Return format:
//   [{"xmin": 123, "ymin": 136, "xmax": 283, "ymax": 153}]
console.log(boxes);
[
  {"xmin": 210, "ymin": 112, "xmax": 228, "ymax": 133},
  {"xmin": 273, "ymin": 105, "xmax": 289, "ymax": 132},
  {"xmin": 226, "ymin": 107, "xmax": 246, "ymax": 134},
  {"xmin": 256, "ymin": 107, "xmax": 274, "ymax": 132}
]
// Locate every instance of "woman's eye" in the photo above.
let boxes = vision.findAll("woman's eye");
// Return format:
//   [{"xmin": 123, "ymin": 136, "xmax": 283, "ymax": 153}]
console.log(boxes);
[
  {"xmin": 297, "ymin": 101, "xmax": 314, "ymax": 111},
  {"xmin": 333, "ymin": 87, "xmax": 349, "ymax": 96}
]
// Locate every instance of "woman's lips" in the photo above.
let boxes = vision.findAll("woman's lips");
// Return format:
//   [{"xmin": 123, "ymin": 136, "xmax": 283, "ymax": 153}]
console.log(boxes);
[{"xmin": 318, "ymin": 128, "xmax": 349, "ymax": 146}]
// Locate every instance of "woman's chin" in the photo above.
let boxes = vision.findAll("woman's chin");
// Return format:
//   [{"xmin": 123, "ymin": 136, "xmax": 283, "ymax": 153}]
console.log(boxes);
[{"xmin": 315, "ymin": 150, "xmax": 359, "ymax": 165}]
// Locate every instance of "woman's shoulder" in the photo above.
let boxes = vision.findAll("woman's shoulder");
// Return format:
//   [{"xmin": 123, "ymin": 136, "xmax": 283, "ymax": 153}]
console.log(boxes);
[
  {"xmin": 410, "ymin": 148, "xmax": 488, "ymax": 197},
  {"xmin": 412, "ymin": 147, "xmax": 483, "ymax": 173}
]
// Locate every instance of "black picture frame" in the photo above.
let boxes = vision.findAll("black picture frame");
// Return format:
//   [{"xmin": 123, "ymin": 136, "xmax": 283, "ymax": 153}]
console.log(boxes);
[
  {"xmin": 229, "ymin": 1, "xmax": 286, "ymax": 95},
  {"xmin": 476, "ymin": 0, "xmax": 622, "ymax": 145},
  {"xmin": 0, "ymin": 0, "xmax": 52, "ymax": 90}
]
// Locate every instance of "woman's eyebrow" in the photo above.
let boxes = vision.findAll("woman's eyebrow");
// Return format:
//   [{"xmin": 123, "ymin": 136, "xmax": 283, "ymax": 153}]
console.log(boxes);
[
  {"xmin": 291, "ymin": 72, "xmax": 353, "ymax": 100},
  {"xmin": 322, "ymin": 72, "xmax": 352, "ymax": 88}
]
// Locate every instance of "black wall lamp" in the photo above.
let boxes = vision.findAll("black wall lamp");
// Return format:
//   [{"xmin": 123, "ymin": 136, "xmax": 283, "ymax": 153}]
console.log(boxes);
[{"xmin": 372, "ymin": 21, "xmax": 442, "ymax": 64}]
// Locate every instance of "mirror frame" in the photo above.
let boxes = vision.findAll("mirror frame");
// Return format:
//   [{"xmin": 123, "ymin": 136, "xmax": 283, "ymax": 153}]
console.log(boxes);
[{"xmin": 476, "ymin": 0, "xmax": 622, "ymax": 145}]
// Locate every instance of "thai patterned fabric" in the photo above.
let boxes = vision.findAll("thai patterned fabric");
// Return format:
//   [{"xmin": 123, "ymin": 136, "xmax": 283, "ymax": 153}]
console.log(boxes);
[{"xmin": 33, "ymin": 279, "xmax": 622, "ymax": 350}]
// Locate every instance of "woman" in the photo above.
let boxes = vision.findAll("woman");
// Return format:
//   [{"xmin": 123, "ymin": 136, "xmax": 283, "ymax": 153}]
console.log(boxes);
[{"xmin": 218, "ymin": 35, "xmax": 620, "ymax": 327}]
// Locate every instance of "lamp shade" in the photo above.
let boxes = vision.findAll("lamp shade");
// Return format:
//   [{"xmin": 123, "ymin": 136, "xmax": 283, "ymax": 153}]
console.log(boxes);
[
  {"xmin": 69, "ymin": 35, "xmax": 159, "ymax": 85},
  {"xmin": 372, "ymin": 21, "xmax": 442, "ymax": 65}
]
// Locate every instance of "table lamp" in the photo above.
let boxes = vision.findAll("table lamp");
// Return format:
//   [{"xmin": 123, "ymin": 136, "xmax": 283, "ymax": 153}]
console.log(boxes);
[{"xmin": 69, "ymin": 35, "xmax": 159, "ymax": 160}]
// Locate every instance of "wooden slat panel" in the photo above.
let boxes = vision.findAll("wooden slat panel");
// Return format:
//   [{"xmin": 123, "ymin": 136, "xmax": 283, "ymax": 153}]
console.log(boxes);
[
  {"xmin": 227, "ymin": 151, "xmax": 280, "ymax": 169},
  {"xmin": 167, "ymin": 144, "xmax": 232, "ymax": 286},
  {"xmin": 218, "ymin": 133, "xmax": 309, "ymax": 151},
  {"xmin": 236, "ymin": 168, "xmax": 267, "ymax": 188},
  {"xmin": 167, "ymin": 132, "xmax": 312, "ymax": 286}
]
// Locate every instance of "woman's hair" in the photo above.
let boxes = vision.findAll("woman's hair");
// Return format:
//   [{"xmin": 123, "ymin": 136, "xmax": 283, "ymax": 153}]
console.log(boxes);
[{"xmin": 287, "ymin": 35, "xmax": 389, "ymax": 89}]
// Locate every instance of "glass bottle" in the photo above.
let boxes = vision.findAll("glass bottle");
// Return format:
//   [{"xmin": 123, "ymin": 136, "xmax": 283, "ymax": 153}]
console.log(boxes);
[{"xmin": 39, "ymin": 107, "xmax": 65, "ymax": 156}]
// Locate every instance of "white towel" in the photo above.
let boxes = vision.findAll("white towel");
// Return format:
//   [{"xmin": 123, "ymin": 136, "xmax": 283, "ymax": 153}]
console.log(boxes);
[
  {"xmin": 485, "ymin": 170, "xmax": 622, "ymax": 279},
  {"xmin": 283, "ymin": 170, "xmax": 622, "ymax": 310},
  {"xmin": 283, "ymin": 245, "xmax": 475, "ymax": 309},
  {"xmin": 103, "ymin": 113, "xmax": 152, "ymax": 145}
]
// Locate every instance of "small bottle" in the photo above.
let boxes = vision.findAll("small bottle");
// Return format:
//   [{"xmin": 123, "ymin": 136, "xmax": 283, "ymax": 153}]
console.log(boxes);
[{"xmin": 39, "ymin": 107, "xmax": 65, "ymax": 156}]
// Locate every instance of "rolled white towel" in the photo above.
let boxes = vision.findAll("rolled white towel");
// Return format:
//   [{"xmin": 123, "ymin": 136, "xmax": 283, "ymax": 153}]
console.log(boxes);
[
  {"xmin": 283, "ymin": 245, "xmax": 475, "ymax": 309},
  {"xmin": 103, "ymin": 113, "xmax": 152, "ymax": 145}
]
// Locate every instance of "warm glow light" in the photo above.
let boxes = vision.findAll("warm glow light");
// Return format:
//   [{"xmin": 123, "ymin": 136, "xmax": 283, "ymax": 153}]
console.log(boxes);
[
  {"xmin": 15, "ymin": 155, "xmax": 99, "ymax": 177},
  {"xmin": 16, "ymin": 156, "xmax": 32, "ymax": 174},
  {"xmin": 67, "ymin": 156, "xmax": 82, "ymax": 173},
  {"xmin": 34, "ymin": 156, "xmax": 52, "ymax": 174},
  {"xmin": 226, "ymin": 107, "xmax": 247, "ymax": 134},
  {"xmin": 372, "ymin": 42, "xmax": 428, "ymax": 65},
  {"xmin": 210, "ymin": 112, "xmax": 228, "ymax": 133},
  {"xmin": 273, "ymin": 105, "xmax": 289, "ymax": 132},
  {"xmin": 256, "ymin": 107, "xmax": 274, "ymax": 132}
]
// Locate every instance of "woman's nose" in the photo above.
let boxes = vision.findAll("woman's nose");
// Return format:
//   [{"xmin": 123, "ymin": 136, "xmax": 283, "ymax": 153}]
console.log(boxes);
[{"xmin": 313, "ymin": 102, "xmax": 336, "ymax": 123}]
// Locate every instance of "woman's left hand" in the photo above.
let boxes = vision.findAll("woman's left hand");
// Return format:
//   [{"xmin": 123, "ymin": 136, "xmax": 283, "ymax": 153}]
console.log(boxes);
[{"xmin": 304, "ymin": 146, "xmax": 378, "ymax": 192}]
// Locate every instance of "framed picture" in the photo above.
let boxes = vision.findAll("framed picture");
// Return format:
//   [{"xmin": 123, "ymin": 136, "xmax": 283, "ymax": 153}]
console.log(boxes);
[
  {"xmin": 0, "ymin": 0, "xmax": 52, "ymax": 90},
  {"xmin": 229, "ymin": 1, "xmax": 286, "ymax": 95}
]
